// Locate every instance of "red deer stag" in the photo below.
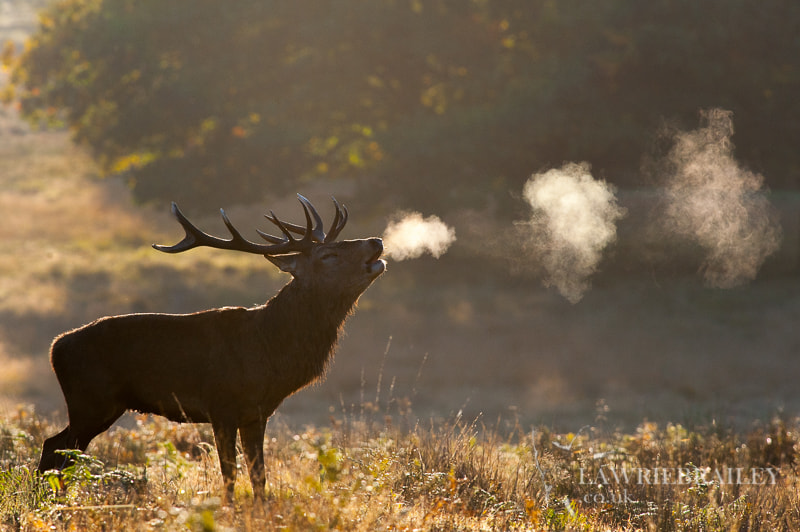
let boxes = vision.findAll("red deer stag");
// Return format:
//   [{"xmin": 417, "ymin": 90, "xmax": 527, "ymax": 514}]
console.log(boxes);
[{"xmin": 38, "ymin": 194, "xmax": 386, "ymax": 499}]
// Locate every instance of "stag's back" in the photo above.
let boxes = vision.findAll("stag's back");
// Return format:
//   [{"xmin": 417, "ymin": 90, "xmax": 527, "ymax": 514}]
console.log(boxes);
[{"xmin": 50, "ymin": 308, "xmax": 263, "ymax": 423}]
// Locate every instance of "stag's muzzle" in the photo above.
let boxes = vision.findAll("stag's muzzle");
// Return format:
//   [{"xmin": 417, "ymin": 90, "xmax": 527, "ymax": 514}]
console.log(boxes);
[{"xmin": 366, "ymin": 238, "xmax": 387, "ymax": 277}]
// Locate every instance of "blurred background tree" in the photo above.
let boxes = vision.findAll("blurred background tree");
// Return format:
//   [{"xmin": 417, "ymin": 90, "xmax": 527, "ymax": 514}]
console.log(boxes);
[{"xmin": 4, "ymin": 0, "xmax": 799, "ymax": 212}]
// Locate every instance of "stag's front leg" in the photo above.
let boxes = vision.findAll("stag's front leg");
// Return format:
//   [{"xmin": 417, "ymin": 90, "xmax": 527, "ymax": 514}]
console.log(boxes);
[
  {"xmin": 240, "ymin": 418, "xmax": 267, "ymax": 500},
  {"xmin": 211, "ymin": 421, "xmax": 238, "ymax": 499}
]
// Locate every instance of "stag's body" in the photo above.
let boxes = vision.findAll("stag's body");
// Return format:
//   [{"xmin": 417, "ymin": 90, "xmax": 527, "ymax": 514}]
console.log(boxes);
[{"xmin": 39, "ymin": 196, "xmax": 385, "ymax": 499}]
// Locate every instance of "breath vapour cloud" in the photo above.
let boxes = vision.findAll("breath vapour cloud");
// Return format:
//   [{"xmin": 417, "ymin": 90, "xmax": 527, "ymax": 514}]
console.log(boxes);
[
  {"xmin": 382, "ymin": 211, "xmax": 456, "ymax": 261},
  {"xmin": 661, "ymin": 108, "xmax": 781, "ymax": 287},
  {"xmin": 520, "ymin": 162, "xmax": 625, "ymax": 303}
]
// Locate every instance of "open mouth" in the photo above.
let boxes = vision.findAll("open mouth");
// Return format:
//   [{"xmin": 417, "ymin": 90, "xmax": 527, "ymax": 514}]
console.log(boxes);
[{"xmin": 365, "ymin": 249, "xmax": 387, "ymax": 276}]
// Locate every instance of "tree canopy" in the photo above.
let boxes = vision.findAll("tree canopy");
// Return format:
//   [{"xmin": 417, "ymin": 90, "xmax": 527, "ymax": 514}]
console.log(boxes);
[{"xmin": 4, "ymin": 0, "xmax": 799, "ymax": 211}]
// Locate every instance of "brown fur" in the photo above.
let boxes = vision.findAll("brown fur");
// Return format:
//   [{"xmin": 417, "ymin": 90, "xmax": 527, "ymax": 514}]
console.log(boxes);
[{"xmin": 38, "ymin": 236, "xmax": 385, "ymax": 499}]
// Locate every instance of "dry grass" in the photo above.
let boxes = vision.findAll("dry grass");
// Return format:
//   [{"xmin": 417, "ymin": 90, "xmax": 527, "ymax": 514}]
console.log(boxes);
[{"xmin": 1, "ymin": 405, "xmax": 799, "ymax": 531}]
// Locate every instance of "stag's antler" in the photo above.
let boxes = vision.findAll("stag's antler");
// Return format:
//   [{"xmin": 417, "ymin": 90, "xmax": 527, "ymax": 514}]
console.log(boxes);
[
  {"xmin": 153, "ymin": 194, "xmax": 347, "ymax": 256},
  {"xmin": 263, "ymin": 196, "xmax": 349, "ymax": 244}
]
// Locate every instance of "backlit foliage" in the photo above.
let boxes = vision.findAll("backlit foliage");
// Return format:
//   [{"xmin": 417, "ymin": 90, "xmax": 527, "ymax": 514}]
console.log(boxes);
[{"xmin": 5, "ymin": 0, "xmax": 799, "ymax": 210}]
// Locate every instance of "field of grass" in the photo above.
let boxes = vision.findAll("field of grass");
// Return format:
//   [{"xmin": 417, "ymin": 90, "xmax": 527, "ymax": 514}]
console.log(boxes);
[{"xmin": 1, "ymin": 406, "xmax": 799, "ymax": 530}]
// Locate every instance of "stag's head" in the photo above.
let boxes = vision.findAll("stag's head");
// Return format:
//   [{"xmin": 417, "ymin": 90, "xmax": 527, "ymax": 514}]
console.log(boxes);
[{"xmin": 153, "ymin": 195, "xmax": 386, "ymax": 297}]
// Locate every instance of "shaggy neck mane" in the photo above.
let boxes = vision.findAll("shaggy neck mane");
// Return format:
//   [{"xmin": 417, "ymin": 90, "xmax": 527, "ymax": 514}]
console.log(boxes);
[{"xmin": 258, "ymin": 278, "xmax": 358, "ymax": 387}]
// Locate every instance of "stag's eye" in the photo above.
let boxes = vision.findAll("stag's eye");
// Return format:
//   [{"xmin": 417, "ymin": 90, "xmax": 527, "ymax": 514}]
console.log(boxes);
[{"xmin": 320, "ymin": 252, "xmax": 339, "ymax": 261}]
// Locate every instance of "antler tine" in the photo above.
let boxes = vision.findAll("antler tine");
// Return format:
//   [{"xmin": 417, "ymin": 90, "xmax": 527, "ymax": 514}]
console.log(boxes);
[
  {"xmin": 220, "ymin": 208, "xmax": 260, "ymax": 248},
  {"xmin": 324, "ymin": 197, "xmax": 341, "ymax": 242},
  {"xmin": 296, "ymin": 194, "xmax": 326, "ymax": 242},
  {"xmin": 152, "ymin": 202, "xmax": 213, "ymax": 253},
  {"xmin": 257, "ymin": 225, "xmax": 287, "ymax": 244},
  {"xmin": 297, "ymin": 198, "xmax": 316, "ymax": 245},
  {"xmin": 263, "ymin": 195, "xmax": 327, "ymax": 242},
  {"xmin": 264, "ymin": 210, "xmax": 297, "ymax": 242},
  {"xmin": 264, "ymin": 212, "xmax": 304, "ymax": 236},
  {"xmin": 257, "ymin": 198, "xmax": 317, "ymax": 249},
  {"xmin": 324, "ymin": 197, "xmax": 348, "ymax": 242}
]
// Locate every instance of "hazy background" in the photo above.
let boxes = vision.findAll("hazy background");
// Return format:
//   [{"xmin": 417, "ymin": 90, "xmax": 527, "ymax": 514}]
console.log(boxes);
[{"xmin": 1, "ymin": 0, "xmax": 798, "ymax": 432}]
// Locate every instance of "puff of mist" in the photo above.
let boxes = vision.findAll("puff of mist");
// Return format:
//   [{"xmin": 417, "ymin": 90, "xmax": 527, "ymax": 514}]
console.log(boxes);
[
  {"xmin": 382, "ymin": 211, "xmax": 456, "ymax": 260},
  {"xmin": 662, "ymin": 108, "xmax": 781, "ymax": 288},
  {"xmin": 520, "ymin": 162, "xmax": 625, "ymax": 303}
]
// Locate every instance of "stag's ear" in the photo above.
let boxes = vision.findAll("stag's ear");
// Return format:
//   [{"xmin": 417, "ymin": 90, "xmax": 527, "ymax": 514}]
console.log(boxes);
[{"xmin": 265, "ymin": 254, "xmax": 301, "ymax": 275}]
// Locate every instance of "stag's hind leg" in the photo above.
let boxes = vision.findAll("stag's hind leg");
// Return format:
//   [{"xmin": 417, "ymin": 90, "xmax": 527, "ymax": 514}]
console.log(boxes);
[
  {"xmin": 38, "ymin": 426, "xmax": 78, "ymax": 472},
  {"xmin": 38, "ymin": 401, "xmax": 124, "ymax": 473},
  {"xmin": 66, "ymin": 396, "xmax": 125, "ymax": 445}
]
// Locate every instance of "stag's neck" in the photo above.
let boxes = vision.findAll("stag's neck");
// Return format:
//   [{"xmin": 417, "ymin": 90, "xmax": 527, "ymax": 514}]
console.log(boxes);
[{"xmin": 257, "ymin": 279, "xmax": 356, "ymax": 387}]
